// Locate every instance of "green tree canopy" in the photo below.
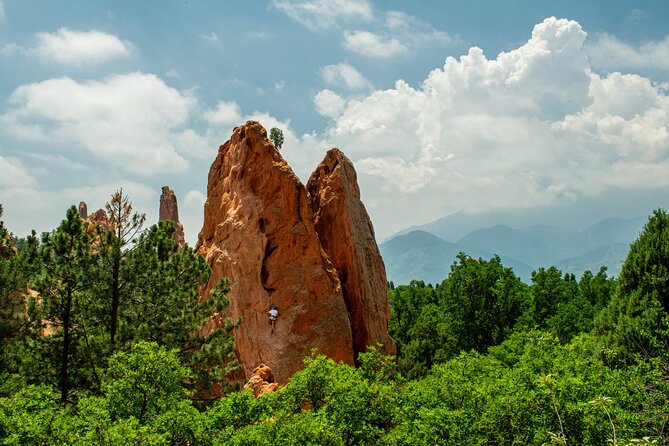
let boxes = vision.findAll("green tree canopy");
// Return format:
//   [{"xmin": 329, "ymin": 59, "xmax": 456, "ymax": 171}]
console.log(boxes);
[
  {"xmin": 105, "ymin": 342, "xmax": 189, "ymax": 423},
  {"xmin": 596, "ymin": 209, "xmax": 669, "ymax": 362},
  {"xmin": 35, "ymin": 206, "xmax": 92, "ymax": 404},
  {"xmin": 120, "ymin": 221, "xmax": 240, "ymax": 392},
  {"xmin": 438, "ymin": 253, "xmax": 526, "ymax": 354},
  {"xmin": 100, "ymin": 189, "xmax": 146, "ymax": 350},
  {"xmin": 269, "ymin": 127, "xmax": 284, "ymax": 150},
  {"xmin": 0, "ymin": 204, "xmax": 40, "ymax": 372},
  {"xmin": 389, "ymin": 255, "xmax": 527, "ymax": 378}
]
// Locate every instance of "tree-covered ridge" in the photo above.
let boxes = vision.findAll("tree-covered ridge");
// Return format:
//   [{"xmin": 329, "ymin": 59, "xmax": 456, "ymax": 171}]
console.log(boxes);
[{"xmin": 1, "ymin": 204, "xmax": 668, "ymax": 445}]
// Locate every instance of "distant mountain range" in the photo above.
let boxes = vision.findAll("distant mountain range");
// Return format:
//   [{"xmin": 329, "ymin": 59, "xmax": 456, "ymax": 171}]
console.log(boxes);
[
  {"xmin": 380, "ymin": 216, "xmax": 645, "ymax": 285},
  {"xmin": 379, "ymin": 230, "xmax": 533, "ymax": 285}
]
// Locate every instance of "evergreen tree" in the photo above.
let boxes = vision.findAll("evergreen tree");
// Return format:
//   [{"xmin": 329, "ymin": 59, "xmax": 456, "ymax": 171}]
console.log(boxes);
[
  {"xmin": 99, "ymin": 189, "xmax": 146, "ymax": 350},
  {"xmin": 35, "ymin": 206, "xmax": 92, "ymax": 404},
  {"xmin": 596, "ymin": 209, "xmax": 669, "ymax": 362},
  {"xmin": 120, "ymin": 221, "xmax": 240, "ymax": 393},
  {"xmin": 269, "ymin": 127, "xmax": 284, "ymax": 150},
  {"xmin": 0, "ymin": 206, "xmax": 40, "ymax": 373},
  {"xmin": 0, "ymin": 235, "xmax": 40, "ymax": 375},
  {"xmin": 619, "ymin": 209, "xmax": 669, "ymax": 311},
  {"xmin": 1, "ymin": 205, "xmax": 31, "ymax": 338},
  {"xmin": 0, "ymin": 204, "xmax": 9, "ymax": 257}
]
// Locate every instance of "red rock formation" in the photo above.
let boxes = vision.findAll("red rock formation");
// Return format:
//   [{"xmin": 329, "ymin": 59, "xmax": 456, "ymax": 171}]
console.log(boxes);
[
  {"xmin": 242, "ymin": 364, "xmax": 278, "ymax": 397},
  {"xmin": 195, "ymin": 121, "xmax": 354, "ymax": 384},
  {"xmin": 78, "ymin": 201, "xmax": 88, "ymax": 220},
  {"xmin": 307, "ymin": 149, "xmax": 396, "ymax": 359},
  {"xmin": 88, "ymin": 208, "xmax": 110, "ymax": 232},
  {"xmin": 159, "ymin": 186, "xmax": 185, "ymax": 247}
]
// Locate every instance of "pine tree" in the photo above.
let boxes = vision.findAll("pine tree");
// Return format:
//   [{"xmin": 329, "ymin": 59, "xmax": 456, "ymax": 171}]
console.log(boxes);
[
  {"xmin": 596, "ymin": 209, "xmax": 669, "ymax": 362},
  {"xmin": 99, "ymin": 189, "xmax": 146, "ymax": 350},
  {"xmin": 121, "ymin": 221, "xmax": 240, "ymax": 394},
  {"xmin": 35, "ymin": 206, "xmax": 91, "ymax": 404},
  {"xmin": 1, "ymin": 206, "xmax": 38, "ymax": 371}
]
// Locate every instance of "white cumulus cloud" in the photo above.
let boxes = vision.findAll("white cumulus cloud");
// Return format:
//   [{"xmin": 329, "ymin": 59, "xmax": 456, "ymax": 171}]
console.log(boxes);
[
  {"xmin": 0, "ymin": 180, "xmax": 156, "ymax": 239},
  {"xmin": 181, "ymin": 189, "xmax": 208, "ymax": 244},
  {"xmin": 32, "ymin": 28, "xmax": 133, "ymax": 66},
  {"xmin": 343, "ymin": 10, "xmax": 453, "ymax": 59},
  {"xmin": 587, "ymin": 32, "xmax": 669, "ymax": 74},
  {"xmin": 0, "ymin": 156, "xmax": 35, "ymax": 188},
  {"xmin": 202, "ymin": 101, "xmax": 244, "ymax": 127},
  {"xmin": 343, "ymin": 30, "xmax": 407, "ymax": 58},
  {"xmin": 184, "ymin": 189, "xmax": 207, "ymax": 209},
  {"xmin": 320, "ymin": 62, "xmax": 372, "ymax": 91},
  {"xmin": 317, "ymin": 17, "xmax": 669, "ymax": 238},
  {"xmin": 384, "ymin": 10, "xmax": 452, "ymax": 46},
  {"xmin": 2, "ymin": 73, "xmax": 198, "ymax": 175},
  {"xmin": 314, "ymin": 89, "xmax": 346, "ymax": 118}
]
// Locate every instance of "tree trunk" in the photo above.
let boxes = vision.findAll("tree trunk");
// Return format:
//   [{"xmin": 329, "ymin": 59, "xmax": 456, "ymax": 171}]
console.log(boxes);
[
  {"xmin": 60, "ymin": 289, "xmax": 72, "ymax": 405},
  {"xmin": 110, "ymin": 254, "xmax": 120, "ymax": 349}
]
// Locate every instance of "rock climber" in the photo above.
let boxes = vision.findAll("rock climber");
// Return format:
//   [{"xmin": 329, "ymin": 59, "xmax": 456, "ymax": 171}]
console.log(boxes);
[{"xmin": 268, "ymin": 304, "xmax": 278, "ymax": 332}]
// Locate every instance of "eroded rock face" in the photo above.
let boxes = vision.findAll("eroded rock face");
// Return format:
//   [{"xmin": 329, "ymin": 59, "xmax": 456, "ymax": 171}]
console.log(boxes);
[
  {"xmin": 307, "ymin": 149, "xmax": 396, "ymax": 359},
  {"xmin": 159, "ymin": 186, "xmax": 185, "ymax": 247},
  {"xmin": 195, "ymin": 121, "xmax": 354, "ymax": 384}
]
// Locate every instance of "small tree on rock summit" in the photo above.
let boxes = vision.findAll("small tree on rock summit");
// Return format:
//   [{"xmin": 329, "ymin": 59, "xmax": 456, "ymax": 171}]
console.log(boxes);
[{"xmin": 269, "ymin": 127, "xmax": 284, "ymax": 150}]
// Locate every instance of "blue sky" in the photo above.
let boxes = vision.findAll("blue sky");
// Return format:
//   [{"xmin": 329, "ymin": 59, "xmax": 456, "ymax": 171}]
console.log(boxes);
[{"xmin": 1, "ymin": 0, "xmax": 669, "ymax": 244}]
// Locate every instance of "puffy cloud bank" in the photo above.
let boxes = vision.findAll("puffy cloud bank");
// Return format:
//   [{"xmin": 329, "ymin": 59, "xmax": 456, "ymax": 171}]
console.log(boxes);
[
  {"xmin": 318, "ymin": 17, "xmax": 669, "ymax": 236},
  {"xmin": 2, "ymin": 73, "xmax": 199, "ymax": 175}
]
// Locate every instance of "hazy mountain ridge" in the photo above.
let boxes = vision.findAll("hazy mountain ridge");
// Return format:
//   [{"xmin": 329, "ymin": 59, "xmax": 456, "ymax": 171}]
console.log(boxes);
[
  {"xmin": 380, "ymin": 230, "xmax": 533, "ymax": 285},
  {"xmin": 554, "ymin": 243, "xmax": 629, "ymax": 278},
  {"xmin": 381, "ymin": 216, "xmax": 646, "ymax": 285}
]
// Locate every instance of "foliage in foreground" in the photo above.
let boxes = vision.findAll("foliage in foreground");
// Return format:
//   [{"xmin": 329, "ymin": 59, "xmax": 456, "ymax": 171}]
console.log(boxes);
[
  {"xmin": 0, "ymin": 338, "xmax": 665, "ymax": 445},
  {"xmin": 1, "ymin": 202, "xmax": 668, "ymax": 445}
]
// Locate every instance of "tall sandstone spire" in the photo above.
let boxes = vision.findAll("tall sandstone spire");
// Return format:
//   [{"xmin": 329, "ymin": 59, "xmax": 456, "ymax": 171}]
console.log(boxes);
[
  {"xmin": 308, "ymin": 148, "xmax": 396, "ymax": 360},
  {"xmin": 195, "ymin": 121, "xmax": 395, "ymax": 384}
]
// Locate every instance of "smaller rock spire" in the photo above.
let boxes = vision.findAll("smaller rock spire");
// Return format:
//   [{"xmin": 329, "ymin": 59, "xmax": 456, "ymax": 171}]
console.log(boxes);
[
  {"xmin": 78, "ymin": 201, "xmax": 88, "ymax": 220},
  {"xmin": 159, "ymin": 186, "xmax": 185, "ymax": 247}
]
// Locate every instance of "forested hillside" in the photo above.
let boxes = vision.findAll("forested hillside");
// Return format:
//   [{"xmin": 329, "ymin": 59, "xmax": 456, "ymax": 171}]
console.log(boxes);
[{"xmin": 1, "ymin": 201, "xmax": 667, "ymax": 445}]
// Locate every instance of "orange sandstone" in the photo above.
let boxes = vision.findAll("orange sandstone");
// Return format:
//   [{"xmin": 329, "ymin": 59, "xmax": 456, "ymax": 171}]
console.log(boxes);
[
  {"xmin": 307, "ymin": 149, "xmax": 396, "ymax": 360},
  {"xmin": 195, "ymin": 121, "xmax": 354, "ymax": 384}
]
